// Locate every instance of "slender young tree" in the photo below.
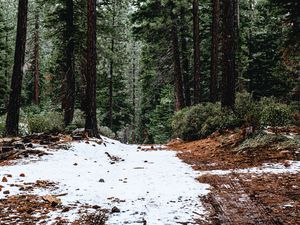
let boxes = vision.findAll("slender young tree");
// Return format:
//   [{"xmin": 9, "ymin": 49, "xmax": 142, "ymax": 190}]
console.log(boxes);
[
  {"xmin": 33, "ymin": 10, "xmax": 40, "ymax": 105},
  {"xmin": 221, "ymin": 0, "xmax": 236, "ymax": 109},
  {"xmin": 85, "ymin": 0, "xmax": 98, "ymax": 137},
  {"xmin": 5, "ymin": 0, "xmax": 28, "ymax": 136},
  {"xmin": 210, "ymin": 0, "xmax": 220, "ymax": 102},
  {"xmin": 193, "ymin": 0, "xmax": 201, "ymax": 104},
  {"xmin": 170, "ymin": 2, "xmax": 185, "ymax": 111},
  {"xmin": 180, "ymin": 7, "xmax": 191, "ymax": 107},
  {"xmin": 63, "ymin": 0, "xmax": 76, "ymax": 126}
]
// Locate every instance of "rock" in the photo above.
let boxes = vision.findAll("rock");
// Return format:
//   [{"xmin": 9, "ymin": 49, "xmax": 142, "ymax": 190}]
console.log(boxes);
[
  {"xmin": 111, "ymin": 206, "xmax": 120, "ymax": 213},
  {"xmin": 72, "ymin": 135, "xmax": 83, "ymax": 141},
  {"xmin": 22, "ymin": 137, "xmax": 32, "ymax": 144},
  {"xmin": 62, "ymin": 207, "xmax": 70, "ymax": 213},
  {"xmin": 99, "ymin": 179, "xmax": 105, "ymax": 183},
  {"xmin": 73, "ymin": 163, "xmax": 78, "ymax": 166},
  {"xmin": 2, "ymin": 177, "xmax": 8, "ymax": 182},
  {"xmin": 40, "ymin": 140, "xmax": 51, "ymax": 145},
  {"xmin": 1, "ymin": 146, "xmax": 14, "ymax": 153},
  {"xmin": 72, "ymin": 128, "xmax": 85, "ymax": 134},
  {"xmin": 92, "ymin": 205, "xmax": 101, "ymax": 209},
  {"xmin": 3, "ymin": 190, "xmax": 10, "ymax": 195},
  {"xmin": 19, "ymin": 173, "xmax": 26, "ymax": 177},
  {"xmin": 26, "ymin": 143, "xmax": 33, "ymax": 148},
  {"xmin": 50, "ymin": 136, "xmax": 60, "ymax": 142},
  {"xmin": 42, "ymin": 195, "xmax": 62, "ymax": 207},
  {"xmin": 13, "ymin": 141, "xmax": 26, "ymax": 150}
]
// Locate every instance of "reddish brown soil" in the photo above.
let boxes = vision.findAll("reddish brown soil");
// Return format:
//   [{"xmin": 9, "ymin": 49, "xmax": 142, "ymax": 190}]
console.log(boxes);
[
  {"xmin": 167, "ymin": 129, "xmax": 300, "ymax": 170},
  {"xmin": 197, "ymin": 173, "xmax": 300, "ymax": 225},
  {"xmin": 167, "ymin": 128, "xmax": 300, "ymax": 225}
]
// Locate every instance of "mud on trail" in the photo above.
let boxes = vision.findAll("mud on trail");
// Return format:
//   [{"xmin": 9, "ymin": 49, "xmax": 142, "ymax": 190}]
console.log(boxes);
[{"xmin": 167, "ymin": 127, "xmax": 300, "ymax": 225}]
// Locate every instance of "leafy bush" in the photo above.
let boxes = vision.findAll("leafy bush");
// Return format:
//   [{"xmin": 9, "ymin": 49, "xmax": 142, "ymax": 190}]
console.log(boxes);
[
  {"xmin": 235, "ymin": 92, "xmax": 260, "ymax": 127},
  {"xmin": 72, "ymin": 109, "xmax": 85, "ymax": 127},
  {"xmin": 28, "ymin": 111, "xmax": 64, "ymax": 133},
  {"xmin": 99, "ymin": 126, "xmax": 116, "ymax": 139},
  {"xmin": 171, "ymin": 93, "xmax": 296, "ymax": 141},
  {"xmin": 172, "ymin": 103, "xmax": 241, "ymax": 141},
  {"xmin": 259, "ymin": 101, "xmax": 292, "ymax": 126},
  {"xmin": 0, "ymin": 115, "xmax": 5, "ymax": 137}
]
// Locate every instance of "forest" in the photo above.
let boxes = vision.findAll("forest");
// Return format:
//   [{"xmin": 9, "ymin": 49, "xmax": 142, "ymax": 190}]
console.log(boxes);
[
  {"xmin": 0, "ymin": 0, "xmax": 300, "ymax": 224},
  {"xmin": 0, "ymin": 0, "xmax": 298, "ymax": 142}
]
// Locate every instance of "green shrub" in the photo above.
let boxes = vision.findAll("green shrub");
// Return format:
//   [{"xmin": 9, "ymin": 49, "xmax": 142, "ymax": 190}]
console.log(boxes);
[
  {"xmin": 200, "ymin": 111, "xmax": 241, "ymax": 137},
  {"xmin": 235, "ymin": 92, "xmax": 260, "ymax": 126},
  {"xmin": 172, "ymin": 103, "xmax": 241, "ymax": 141},
  {"xmin": 99, "ymin": 126, "xmax": 116, "ymax": 139},
  {"xmin": 28, "ymin": 111, "xmax": 64, "ymax": 133},
  {"xmin": 0, "ymin": 115, "xmax": 5, "ymax": 137},
  {"xmin": 72, "ymin": 109, "xmax": 85, "ymax": 127},
  {"xmin": 259, "ymin": 101, "xmax": 292, "ymax": 126}
]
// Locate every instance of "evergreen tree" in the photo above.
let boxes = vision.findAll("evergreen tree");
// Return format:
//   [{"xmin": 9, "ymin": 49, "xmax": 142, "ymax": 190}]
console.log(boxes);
[
  {"xmin": 5, "ymin": 0, "xmax": 28, "ymax": 136},
  {"xmin": 221, "ymin": 0, "xmax": 236, "ymax": 109},
  {"xmin": 85, "ymin": 0, "xmax": 98, "ymax": 137}
]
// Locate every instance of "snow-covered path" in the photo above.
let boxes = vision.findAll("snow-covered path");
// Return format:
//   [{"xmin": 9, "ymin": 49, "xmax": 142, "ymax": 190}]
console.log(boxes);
[{"xmin": 0, "ymin": 137, "xmax": 210, "ymax": 224}]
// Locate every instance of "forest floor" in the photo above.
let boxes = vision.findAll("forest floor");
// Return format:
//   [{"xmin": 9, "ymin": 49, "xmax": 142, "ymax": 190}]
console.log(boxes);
[
  {"xmin": 0, "ymin": 127, "xmax": 300, "ymax": 224},
  {"xmin": 0, "ymin": 134, "xmax": 209, "ymax": 225},
  {"xmin": 166, "ymin": 127, "xmax": 300, "ymax": 225}
]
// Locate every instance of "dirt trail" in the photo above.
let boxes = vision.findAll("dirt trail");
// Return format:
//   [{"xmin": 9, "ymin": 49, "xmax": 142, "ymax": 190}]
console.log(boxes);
[{"xmin": 167, "ymin": 128, "xmax": 300, "ymax": 225}]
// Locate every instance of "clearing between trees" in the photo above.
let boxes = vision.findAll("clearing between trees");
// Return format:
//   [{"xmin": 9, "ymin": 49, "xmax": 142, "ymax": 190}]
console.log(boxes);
[{"xmin": 1, "ymin": 127, "xmax": 300, "ymax": 224}]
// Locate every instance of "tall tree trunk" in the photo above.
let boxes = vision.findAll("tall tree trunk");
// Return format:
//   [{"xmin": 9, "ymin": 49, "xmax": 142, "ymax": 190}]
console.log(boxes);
[
  {"xmin": 170, "ymin": 3, "xmax": 185, "ymax": 111},
  {"xmin": 193, "ymin": 0, "xmax": 201, "ymax": 104},
  {"xmin": 132, "ymin": 42, "xmax": 136, "ymax": 144},
  {"xmin": 221, "ymin": 0, "xmax": 236, "ymax": 109},
  {"xmin": 63, "ymin": 0, "xmax": 75, "ymax": 126},
  {"xmin": 210, "ymin": 0, "xmax": 220, "ymax": 103},
  {"xmin": 33, "ymin": 10, "xmax": 40, "ymax": 105},
  {"xmin": 248, "ymin": 0, "xmax": 254, "ymax": 93},
  {"xmin": 85, "ymin": 0, "xmax": 98, "ymax": 137},
  {"xmin": 180, "ymin": 8, "xmax": 191, "ymax": 107},
  {"xmin": 234, "ymin": 0, "xmax": 241, "ymax": 91},
  {"xmin": 109, "ymin": 2, "xmax": 115, "ymax": 131},
  {"xmin": 5, "ymin": 0, "xmax": 28, "ymax": 136}
]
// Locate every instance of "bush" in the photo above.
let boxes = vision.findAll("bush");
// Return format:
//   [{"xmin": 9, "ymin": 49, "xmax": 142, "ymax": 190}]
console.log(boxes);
[
  {"xmin": 172, "ymin": 103, "xmax": 241, "ymax": 141},
  {"xmin": 259, "ymin": 100, "xmax": 292, "ymax": 126},
  {"xmin": 28, "ymin": 111, "xmax": 64, "ymax": 133},
  {"xmin": 0, "ymin": 115, "xmax": 5, "ymax": 137},
  {"xmin": 99, "ymin": 126, "xmax": 116, "ymax": 139},
  {"xmin": 72, "ymin": 109, "xmax": 85, "ymax": 127},
  {"xmin": 235, "ymin": 92, "xmax": 260, "ymax": 127}
]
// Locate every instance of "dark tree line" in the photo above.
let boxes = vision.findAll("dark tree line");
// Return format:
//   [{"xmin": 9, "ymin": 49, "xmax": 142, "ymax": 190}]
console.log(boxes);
[{"xmin": 5, "ymin": 0, "xmax": 98, "ymax": 137}]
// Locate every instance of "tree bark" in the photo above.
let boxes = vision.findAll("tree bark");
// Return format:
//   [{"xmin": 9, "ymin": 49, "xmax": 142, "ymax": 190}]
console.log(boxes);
[
  {"xmin": 85, "ymin": 0, "xmax": 98, "ymax": 137},
  {"xmin": 180, "ymin": 8, "xmax": 191, "ymax": 107},
  {"xmin": 193, "ymin": 0, "xmax": 201, "ymax": 104},
  {"xmin": 170, "ymin": 3, "xmax": 185, "ymax": 111},
  {"xmin": 33, "ymin": 10, "xmax": 40, "ymax": 105},
  {"xmin": 132, "ymin": 42, "xmax": 136, "ymax": 144},
  {"xmin": 109, "ymin": 2, "xmax": 115, "ymax": 131},
  {"xmin": 5, "ymin": 0, "xmax": 28, "ymax": 136},
  {"xmin": 221, "ymin": 0, "xmax": 236, "ymax": 109},
  {"xmin": 63, "ymin": 0, "xmax": 75, "ymax": 126},
  {"xmin": 210, "ymin": 0, "xmax": 220, "ymax": 103}
]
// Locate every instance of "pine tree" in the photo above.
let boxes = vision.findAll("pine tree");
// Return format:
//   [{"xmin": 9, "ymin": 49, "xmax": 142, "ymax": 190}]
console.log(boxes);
[
  {"xmin": 63, "ymin": 0, "xmax": 76, "ymax": 126},
  {"xmin": 85, "ymin": 0, "xmax": 98, "ymax": 137},
  {"xmin": 221, "ymin": 0, "xmax": 236, "ymax": 109},
  {"xmin": 5, "ymin": 0, "xmax": 28, "ymax": 136},
  {"xmin": 193, "ymin": 0, "xmax": 201, "ymax": 104},
  {"xmin": 210, "ymin": 0, "xmax": 220, "ymax": 102},
  {"xmin": 169, "ymin": 1, "xmax": 185, "ymax": 111}
]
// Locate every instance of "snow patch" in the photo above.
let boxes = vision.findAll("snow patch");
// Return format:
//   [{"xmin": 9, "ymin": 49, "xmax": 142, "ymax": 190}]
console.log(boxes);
[{"xmin": 0, "ymin": 137, "xmax": 210, "ymax": 224}]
